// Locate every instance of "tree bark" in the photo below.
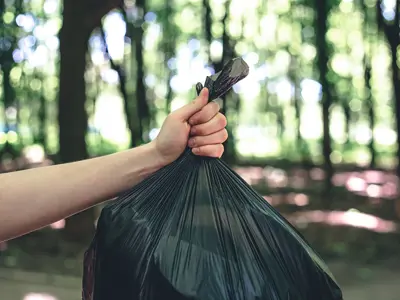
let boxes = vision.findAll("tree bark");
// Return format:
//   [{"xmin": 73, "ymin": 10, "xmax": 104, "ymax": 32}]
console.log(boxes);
[
  {"xmin": 377, "ymin": 0, "xmax": 400, "ymax": 175},
  {"xmin": 58, "ymin": 1, "xmax": 95, "ymax": 242},
  {"xmin": 315, "ymin": 0, "xmax": 334, "ymax": 202},
  {"xmin": 58, "ymin": 0, "xmax": 125, "ymax": 242},
  {"xmin": 134, "ymin": 0, "xmax": 149, "ymax": 143},
  {"xmin": 163, "ymin": 0, "xmax": 177, "ymax": 114},
  {"xmin": 0, "ymin": 3, "xmax": 19, "ymax": 160},
  {"xmin": 203, "ymin": 0, "xmax": 236, "ymax": 163}
]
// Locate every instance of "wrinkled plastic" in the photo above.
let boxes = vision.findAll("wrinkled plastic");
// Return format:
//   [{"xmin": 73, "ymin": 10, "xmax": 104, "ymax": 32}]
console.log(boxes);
[{"xmin": 82, "ymin": 57, "xmax": 343, "ymax": 300}]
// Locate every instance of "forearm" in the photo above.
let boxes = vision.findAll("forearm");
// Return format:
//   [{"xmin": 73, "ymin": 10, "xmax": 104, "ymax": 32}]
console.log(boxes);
[{"xmin": 0, "ymin": 142, "xmax": 165, "ymax": 242}]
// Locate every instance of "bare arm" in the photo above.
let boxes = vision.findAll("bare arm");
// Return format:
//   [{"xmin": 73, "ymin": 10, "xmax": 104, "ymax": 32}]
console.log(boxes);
[
  {"xmin": 0, "ymin": 142, "xmax": 164, "ymax": 242},
  {"xmin": 0, "ymin": 88, "xmax": 227, "ymax": 242}
]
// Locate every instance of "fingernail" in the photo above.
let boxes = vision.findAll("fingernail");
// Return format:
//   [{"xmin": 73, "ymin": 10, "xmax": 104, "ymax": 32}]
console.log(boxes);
[
  {"xmin": 192, "ymin": 147, "xmax": 199, "ymax": 154},
  {"xmin": 191, "ymin": 127, "xmax": 196, "ymax": 134}
]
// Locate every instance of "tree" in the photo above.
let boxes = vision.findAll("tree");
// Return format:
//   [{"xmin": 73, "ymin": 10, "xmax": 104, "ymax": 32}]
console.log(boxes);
[
  {"xmin": 0, "ymin": 0, "xmax": 21, "ymax": 163},
  {"xmin": 361, "ymin": 0, "xmax": 377, "ymax": 167},
  {"xmin": 202, "ymin": 0, "xmax": 237, "ymax": 163},
  {"xmin": 377, "ymin": 0, "xmax": 400, "ymax": 176},
  {"xmin": 314, "ymin": 0, "xmax": 334, "ymax": 201},
  {"xmin": 58, "ymin": 0, "xmax": 123, "ymax": 242}
]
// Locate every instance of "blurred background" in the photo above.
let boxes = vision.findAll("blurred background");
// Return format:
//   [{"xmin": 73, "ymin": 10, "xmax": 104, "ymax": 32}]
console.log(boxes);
[{"xmin": 0, "ymin": 0, "xmax": 400, "ymax": 298}]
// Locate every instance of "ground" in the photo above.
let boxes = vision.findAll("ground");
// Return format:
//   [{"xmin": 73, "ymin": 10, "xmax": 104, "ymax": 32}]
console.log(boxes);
[
  {"xmin": 1, "ymin": 165, "xmax": 399, "ymax": 299},
  {"xmin": 0, "ymin": 261, "xmax": 399, "ymax": 300}
]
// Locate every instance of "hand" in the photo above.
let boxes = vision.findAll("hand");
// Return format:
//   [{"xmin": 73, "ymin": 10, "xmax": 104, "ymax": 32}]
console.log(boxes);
[{"xmin": 153, "ymin": 88, "xmax": 228, "ymax": 166}]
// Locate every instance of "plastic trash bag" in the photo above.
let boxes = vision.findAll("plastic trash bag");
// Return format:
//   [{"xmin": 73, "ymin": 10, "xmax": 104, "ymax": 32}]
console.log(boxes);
[{"xmin": 82, "ymin": 57, "xmax": 343, "ymax": 300}]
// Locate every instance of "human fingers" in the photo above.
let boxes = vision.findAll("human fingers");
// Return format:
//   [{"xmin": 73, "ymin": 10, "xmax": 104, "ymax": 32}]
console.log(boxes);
[
  {"xmin": 188, "ymin": 101, "xmax": 220, "ymax": 126},
  {"xmin": 192, "ymin": 144, "xmax": 224, "ymax": 158},
  {"xmin": 190, "ymin": 113, "xmax": 227, "ymax": 136},
  {"xmin": 172, "ymin": 88, "xmax": 209, "ymax": 121},
  {"xmin": 188, "ymin": 129, "xmax": 228, "ymax": 148}
]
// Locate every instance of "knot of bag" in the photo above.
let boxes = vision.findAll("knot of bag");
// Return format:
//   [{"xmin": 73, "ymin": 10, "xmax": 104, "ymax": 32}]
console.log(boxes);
[{"xmin": 195, "ymin": 57, "xmax": 249, "ymax": 100}]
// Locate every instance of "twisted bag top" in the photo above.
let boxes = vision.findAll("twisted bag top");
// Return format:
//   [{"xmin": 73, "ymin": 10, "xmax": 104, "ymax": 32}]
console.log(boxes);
[{"xmin": 82, "ymin": 57, "xmax": 343, "ymax": 300}]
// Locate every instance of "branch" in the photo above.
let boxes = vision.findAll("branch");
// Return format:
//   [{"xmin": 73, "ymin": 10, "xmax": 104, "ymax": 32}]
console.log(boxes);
[
  {"xmin": 99, "ymin": 24, "xmax": 133, "ymax": 132},
  {"xmin": 99, "ymin": 26, "xmax": 128, "ymax": 105}
]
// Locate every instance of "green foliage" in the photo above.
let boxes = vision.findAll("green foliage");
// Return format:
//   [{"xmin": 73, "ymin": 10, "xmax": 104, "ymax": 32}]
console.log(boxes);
[{"xmin": 0, "ymin": 0, "xmax": 398, "ymax": 169}]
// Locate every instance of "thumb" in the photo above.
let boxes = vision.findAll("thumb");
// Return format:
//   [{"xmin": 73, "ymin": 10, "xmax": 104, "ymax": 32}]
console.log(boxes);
[{"xmin": 174, "ymin": 88, "xmax": 209, "ymax": 121}]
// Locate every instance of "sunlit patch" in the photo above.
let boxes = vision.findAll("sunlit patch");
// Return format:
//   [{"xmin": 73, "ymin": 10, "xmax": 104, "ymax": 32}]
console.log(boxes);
[
  {"xmin": 15, "ymin": 14, "xmax": 36, "ymax": 32},
  {"xmin": 381, "ymin": 0, "xmax": 396, "ymax": 20},
  {"xmin": 286, "ymin": 209, "xmax": 398, "ymax": 233},
  {"xmin": 262, "ymin": 193, "xmax": 310, "ymax": 207},
  {"xmin": 373, "ymin": 126, "xmax": 397, "ymax": 146},
  {"xmin": 149, "ymin": 128, "xmax": 160, "ymax": 140},
  {"xmin": 235, "ymin": 166, "xmax": 399, "ymax": 203},
  {"xmin": 23, "ymin": 293, "xmax": 58, "ymax": 300},
  {"xmin": 346, "ymin": 176, "xmax": 366, "ymax": 192},
  {"xmin": 234, "ymin": 166, "xmax": 264, "ymax": 185},
  {"xmin": 23, "ymin": 145, "xmax": 46, "ymax": 164},
  {"xmin": 93, "ymin": 94, "xmax": 130, "ymax": 146},
  {"xmin": 50, "ymin": 219, "xmax": 65, "ymax": 230},
  {"xmin": 364, "ymin": 170, "xmax": 385, "ymax": 183},
  {"xmin": 267, "ymin": 168, "xmax": 288, "ymax": 188},
  {"xmin": 43, "ymin": 0, "xmax": 59, "ymax": 15},
  {"xmin": 366, "ymin": 184, "xmax": 381, "ymax": 198},
  {"xmin": 343, "ymin": 171, "xmax": 398, "ymax": 199},
  {"xmin": 292, "ymin": 193, "xmax": 309, "ymax": 206},
  {"xmin": 300, "ymin": 78, "xmax": 322, "ymax": 104},
  {"xmin": 102, "ymin": 12, "xmax": 126, "ymax": 61}
]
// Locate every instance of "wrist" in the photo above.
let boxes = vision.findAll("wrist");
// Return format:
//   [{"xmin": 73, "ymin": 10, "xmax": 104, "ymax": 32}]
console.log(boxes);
[
  {"xmin": 145, "ymin": 141, "xmax": 169, "ymax": 170},
  {"xmin": 111, "ymin": 142, "xmax": 166, "ymax": 190}
]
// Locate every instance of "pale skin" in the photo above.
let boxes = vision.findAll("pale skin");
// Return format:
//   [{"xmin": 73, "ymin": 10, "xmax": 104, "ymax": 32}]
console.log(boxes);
[{"xmin": 0, "ymin": 88, "xmax": 227, "ymax": 242}]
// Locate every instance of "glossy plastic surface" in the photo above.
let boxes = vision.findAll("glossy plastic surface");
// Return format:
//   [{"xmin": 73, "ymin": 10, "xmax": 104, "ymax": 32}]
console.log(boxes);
[{"xmin": 82, "ymin": 58, "xmax": 343, "ymax": 300}]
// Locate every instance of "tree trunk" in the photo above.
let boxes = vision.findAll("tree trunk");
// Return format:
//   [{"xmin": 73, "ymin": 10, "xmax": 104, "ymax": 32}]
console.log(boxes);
[
  {"xmin": 361, "ymin": 0, "xmax": 376, "ymax": 167},
  {"xmin": 315, "ymin": 0, "xmax": 334, "ymax": 202},
  {"xmin": 390, "ymin": 44, "xmax": 400, "ymax": 175},
  {"xmin": 37, "ymin": 74, "xmax": 47, "ymax": 149},
  {"xmin": 0, "ymin": 2, "xmax": 19, "ymax": 161},
  {"xmin": 163, "ymin": 0, "xmax": 176, "ymax": 114},
  {"xmin": 365, "ymin": 63, "xmax": 376, "ymax": 167},
  {"xmin": 377, "ymin": 0, "xmax": 400, "ymax": 176},
  {"xmin": 124, "ymin": 6, "xmax": 146, "ymax": 147},
  {"xmin": 342, "ymin": 99, "xmax": 351, "ymax": 145},
  {"xmin": 58, "ymin": 0, "xmax": 94, "ymax": 242},
  {"xmin": 134, "ymin": 0, "xmax": 149, "ymax": 143},
  {"xmin": 203, "ymin": 0, "xmax": 236, "ymax": 162}
]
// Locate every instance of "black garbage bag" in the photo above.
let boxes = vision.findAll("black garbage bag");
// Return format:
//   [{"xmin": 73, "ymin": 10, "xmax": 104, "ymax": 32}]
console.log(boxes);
[{"xmin": 82, "ymin": 57, "xmax": 343, "ymax": 300}]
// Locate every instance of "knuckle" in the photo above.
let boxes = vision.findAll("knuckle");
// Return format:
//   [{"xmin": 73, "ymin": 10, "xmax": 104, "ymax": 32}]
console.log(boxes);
[
  {"xmin": 189, "ymin": 116, "xmax": 197, "ymax": 124},
  {"xmin": 195, "ymin": 110, "xmax": 207, "ymax": 122},
  {"xmin": 211, "ymin": 101, "xmax": 220, "ymax": 112},
  {"xmin": 197, "ymin": 137, "xmax": 207, "ymax": 146},
  {"xmin": 195, "ymin": 125, "xmax": 205, "ymax": 135}
]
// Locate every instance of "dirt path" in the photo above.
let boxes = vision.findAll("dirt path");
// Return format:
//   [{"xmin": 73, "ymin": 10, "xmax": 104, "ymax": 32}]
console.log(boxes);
[{"xmin": 0, "ymin": 261, "xmax": 399, "ymax": 300}]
